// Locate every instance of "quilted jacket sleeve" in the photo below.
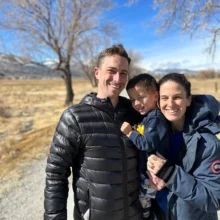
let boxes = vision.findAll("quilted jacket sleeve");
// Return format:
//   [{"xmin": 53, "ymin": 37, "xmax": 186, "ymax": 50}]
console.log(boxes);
[{"xmin": 44, "ymin": 108, "xmax": 81, "ymax": 220}]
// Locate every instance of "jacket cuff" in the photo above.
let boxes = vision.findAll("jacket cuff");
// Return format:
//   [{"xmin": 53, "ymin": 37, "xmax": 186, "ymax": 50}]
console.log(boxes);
[
  {"xmin": 156, "ymin": 160, "xmax": 175, "ymax": 183},
  {"xmin": 129, "ymin": 130, "xmax": 140, "ymax": 141}
]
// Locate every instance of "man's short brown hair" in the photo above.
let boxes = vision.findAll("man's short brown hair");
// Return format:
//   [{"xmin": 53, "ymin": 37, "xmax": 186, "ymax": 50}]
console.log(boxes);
[{"xmin": 97, "ymin": 44, "xmax": 131, "ymax": 67}]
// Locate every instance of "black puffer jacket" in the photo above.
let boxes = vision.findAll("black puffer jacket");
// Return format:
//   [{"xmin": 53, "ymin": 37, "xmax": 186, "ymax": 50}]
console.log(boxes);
[{"xmin": 44, "ymin": 93, "xmax": 142, "ymax": 220}]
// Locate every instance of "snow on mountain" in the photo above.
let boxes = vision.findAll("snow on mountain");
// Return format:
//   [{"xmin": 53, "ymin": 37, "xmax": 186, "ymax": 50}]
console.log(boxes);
[{"xmin": 0, "ymin": 53, "xmax": 61, "ymax": 79}]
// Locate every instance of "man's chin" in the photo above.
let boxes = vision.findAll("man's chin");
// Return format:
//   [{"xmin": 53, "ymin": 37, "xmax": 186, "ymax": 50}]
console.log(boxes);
[
  {"xmin": 109, "ymin": 93, "xmax": 120, "ymax": 98},
  {"xmin": 108, "ymin": 90, "xmax": 122, "ymax": 97}
]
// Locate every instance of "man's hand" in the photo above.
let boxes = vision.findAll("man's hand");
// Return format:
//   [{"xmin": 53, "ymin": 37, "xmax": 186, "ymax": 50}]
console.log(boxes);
[{"xmin": 121, "ymin": 122, "xmax": 133, "ymax": 137}]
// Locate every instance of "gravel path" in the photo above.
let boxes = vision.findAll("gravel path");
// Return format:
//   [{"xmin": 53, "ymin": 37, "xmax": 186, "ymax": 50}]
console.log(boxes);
[
  {"xmin": 0, "ymin": 158, "xmax": 74, "ymax": 220},
  {"xmin": 0, "ymin": 157, "xmax": 219, "ymax": 220}
]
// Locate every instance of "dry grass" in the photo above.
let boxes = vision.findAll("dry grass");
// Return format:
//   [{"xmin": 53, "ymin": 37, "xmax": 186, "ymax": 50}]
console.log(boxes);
[
  {"xmin": 190, "ymin": 78, "xmax": 220, "ymax": 99},
  {"xmin": 0, "ymin": 79, "xmax": 96, "ymax": 197},
  {"xmin": 0, "ymin": 78, "xmax": 220, "ymax": 197}
]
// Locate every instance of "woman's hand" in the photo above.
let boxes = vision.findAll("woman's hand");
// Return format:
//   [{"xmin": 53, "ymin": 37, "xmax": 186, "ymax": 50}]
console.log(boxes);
[
  {"xmin": 147, "ymin": 171, "xmax": 165, "ymax": 190},
  {"xmin": 147, "ymin": 153, "xmax": 167, "ymax": 175},
  {"xmin": 147, "ymin": 153, "xmax": 167, "ymax": 190},
  {"xmin": 121, "ymin": 122, "xmax": 133, "ymax": 137}
]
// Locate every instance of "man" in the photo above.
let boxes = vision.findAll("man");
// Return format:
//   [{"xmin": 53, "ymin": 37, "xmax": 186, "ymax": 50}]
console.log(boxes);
[{"xmin": 44, "ymin": 44, "xmax": 143, "ymax": 220}]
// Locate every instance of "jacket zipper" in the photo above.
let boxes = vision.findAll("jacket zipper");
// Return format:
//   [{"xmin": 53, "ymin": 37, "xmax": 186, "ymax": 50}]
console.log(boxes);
[
  {"xmin": 114, "ymin": 112, "xmax": 128, "ymax": 220},
  {"xmin": 121, "ymin": 138, "xmax": 128, "ymax": 220}
]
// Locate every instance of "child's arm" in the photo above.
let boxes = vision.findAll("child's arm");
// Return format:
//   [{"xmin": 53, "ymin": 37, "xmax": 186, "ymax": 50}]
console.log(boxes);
[{"xmin": 130, "ymin": 116, "xmax": 168, "ymax": 153}]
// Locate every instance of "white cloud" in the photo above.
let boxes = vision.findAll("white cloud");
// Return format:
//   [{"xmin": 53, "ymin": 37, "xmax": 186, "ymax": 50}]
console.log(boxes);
[
  {"xmin": 43, "ymin": 58, "xmax": 58, "ymax": 66},
  {"xmin": 138, "ymin": 34, "xmax": 220, "ymax": 71}
]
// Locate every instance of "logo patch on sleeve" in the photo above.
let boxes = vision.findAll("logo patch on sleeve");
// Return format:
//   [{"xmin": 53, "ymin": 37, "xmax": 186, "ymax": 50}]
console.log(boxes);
[
  {"xmin": 210, "ymin": 160, "xmax": 220, "ymax": 174},
  {"xmin": 136, "ymin": 124, "xmax": 144, "ymax": 135}
]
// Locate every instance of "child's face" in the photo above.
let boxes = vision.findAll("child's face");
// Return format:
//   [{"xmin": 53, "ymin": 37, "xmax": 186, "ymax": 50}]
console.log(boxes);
[{"xmin": 128, "ymin": 85, "xmax": 158, "ymax": 115}]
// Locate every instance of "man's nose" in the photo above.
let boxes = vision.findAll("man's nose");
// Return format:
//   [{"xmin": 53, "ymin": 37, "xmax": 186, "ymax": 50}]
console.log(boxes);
[{"xmin": 113, "ymin": 72, "xmax": 120, "ymax": 82}]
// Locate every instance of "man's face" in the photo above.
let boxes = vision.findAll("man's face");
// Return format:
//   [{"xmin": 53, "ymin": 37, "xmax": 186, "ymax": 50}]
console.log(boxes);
[{"xmin": 94, "ymin": 55, "xmax": 129, "ymax": 100}]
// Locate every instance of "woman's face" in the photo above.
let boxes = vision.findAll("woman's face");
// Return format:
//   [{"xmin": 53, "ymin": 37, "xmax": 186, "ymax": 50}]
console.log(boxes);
[{"xmin": 159, "ymin": 80, "xmax": 191, "ymax": 130}]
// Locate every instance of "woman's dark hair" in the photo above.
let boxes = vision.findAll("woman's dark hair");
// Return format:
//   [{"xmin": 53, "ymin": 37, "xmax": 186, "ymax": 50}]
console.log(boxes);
[
  {"xmin": 158, "ymin": 73, "xmax": 191, "ymax": 97},
  {"xmin": 126, "ymin": 73, "xmax": 158, "ymax": 92}
]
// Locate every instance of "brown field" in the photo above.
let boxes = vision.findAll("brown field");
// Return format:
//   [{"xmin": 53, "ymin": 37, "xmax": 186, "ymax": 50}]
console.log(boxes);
[
  {"xmin": 0, "ymin": 79, "xmax": 97, "ymax": 197},
  {"xmin": 0, "ymin": 78, "xmax": 220, "ymax": 197}
]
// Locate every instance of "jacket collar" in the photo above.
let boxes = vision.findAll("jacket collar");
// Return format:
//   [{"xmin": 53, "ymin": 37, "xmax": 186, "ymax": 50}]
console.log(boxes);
[{"xmin": 80, "ymin": 92, "xmax": 131, "ymax": 115}]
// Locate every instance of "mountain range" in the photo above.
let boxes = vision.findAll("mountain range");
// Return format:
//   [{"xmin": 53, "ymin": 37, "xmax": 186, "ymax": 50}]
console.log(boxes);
[
  {"xmin": 0, "ymin": 53, "xmax": 197, "ymax": 79},
  {"xmin": 0, "ymin": 53, "xmax": 63, "ymax": 79}
]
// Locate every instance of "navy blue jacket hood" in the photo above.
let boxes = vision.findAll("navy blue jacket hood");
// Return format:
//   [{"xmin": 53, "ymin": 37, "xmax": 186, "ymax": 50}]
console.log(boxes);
[{"xmin": 184, "ymin": 95, "xmax": 220, "ymax": 135}]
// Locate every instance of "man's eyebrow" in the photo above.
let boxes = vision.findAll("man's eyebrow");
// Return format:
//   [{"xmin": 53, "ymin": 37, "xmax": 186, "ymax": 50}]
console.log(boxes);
[
  {"xmin": 121, "ymin": 69, "xmax": 129, "ymax": 73},
  {"xmin": 107, "ymin": 67, "xmax": 128, "ymax": 73}
]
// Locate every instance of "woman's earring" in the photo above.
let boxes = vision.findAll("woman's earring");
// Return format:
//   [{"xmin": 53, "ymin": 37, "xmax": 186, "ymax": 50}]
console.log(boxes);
[{"xmin": 157, "ymin": 101, "xmax": 160, "ymax": 109}]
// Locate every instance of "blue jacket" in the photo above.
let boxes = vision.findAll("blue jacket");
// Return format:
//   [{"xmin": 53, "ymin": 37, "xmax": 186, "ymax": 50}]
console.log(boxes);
[
  {"xmin": 165, "ymin": 95, "xmax": 220, "ymax": 220},
  {"xmin": 129, "ymin": 109, "xmax": 169, "ymax": 153},
  {"xmin": 129, "ymin": 109, "xmax": 169, "ymax": 174}
]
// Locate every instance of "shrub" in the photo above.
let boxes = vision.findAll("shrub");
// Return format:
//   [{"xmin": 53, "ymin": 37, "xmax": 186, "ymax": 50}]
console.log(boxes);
[{"xmin": 199, "ymin": 69, "xmax": 215, "ymax": 79}]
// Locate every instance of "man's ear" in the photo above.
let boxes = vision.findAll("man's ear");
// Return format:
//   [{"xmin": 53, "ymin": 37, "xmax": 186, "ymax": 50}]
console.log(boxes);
[{"xmin": 94, "ymin": 67, "xmax": 99, "ymax": 80}]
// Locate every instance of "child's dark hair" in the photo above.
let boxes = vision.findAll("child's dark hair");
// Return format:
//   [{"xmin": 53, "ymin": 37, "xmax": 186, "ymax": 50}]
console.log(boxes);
[
  {"xmin": 158, "ymin": 73, "xmax": 191, "ymax": 97},
  {"xmin": 126, "ymin": 73, "xmax": 158, "ymax": 92}
]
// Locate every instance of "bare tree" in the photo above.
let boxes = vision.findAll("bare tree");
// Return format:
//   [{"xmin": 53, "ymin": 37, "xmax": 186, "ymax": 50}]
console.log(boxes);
[
  {"xmin": 128, "ymin": 49, "xmax": 148, "ymax": 78},
  {"xmin": 0, "ymin": 0, "xmax": 116, "ymax": 105},
  {"xmin": 127, "ymin": 0, "xmax": 220, "ymax": 58},
  {"xmin": 153, "ymin": 0, "xmax": 220, "ymax": 57},
  {"xmin": 73, "ymin": 35, "xmax": 115, "ymax": 87},
  {"xmin": 75, "ymin": 45, "xmax": 147, "ymax": 84}
]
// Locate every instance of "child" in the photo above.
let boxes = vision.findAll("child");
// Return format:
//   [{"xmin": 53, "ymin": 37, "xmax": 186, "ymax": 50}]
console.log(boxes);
[{"xmin": 121, "ymin": 73, "xmax": 169, "ymax": 220}]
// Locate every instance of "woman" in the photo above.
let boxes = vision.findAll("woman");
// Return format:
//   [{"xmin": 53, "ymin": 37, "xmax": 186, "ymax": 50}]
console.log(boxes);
[{"xmin": 147, "ymin": 73, "xmax": 220, "ymax": 220}]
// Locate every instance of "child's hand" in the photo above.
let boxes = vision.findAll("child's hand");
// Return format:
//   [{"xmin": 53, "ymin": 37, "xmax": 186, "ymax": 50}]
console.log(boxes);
[
  {"xmin": 147, "ymin": 153, "xmax": 166, "ymax": 175},
  {"xmin": 121, "ymin": 122, "xmax": 133, "ymax": 137}
]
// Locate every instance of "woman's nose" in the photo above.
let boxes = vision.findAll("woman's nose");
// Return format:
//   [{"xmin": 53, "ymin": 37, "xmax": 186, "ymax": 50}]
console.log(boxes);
[{"xmin": 167, "ymin": 98, "xmax": 174, "ymax": 106}]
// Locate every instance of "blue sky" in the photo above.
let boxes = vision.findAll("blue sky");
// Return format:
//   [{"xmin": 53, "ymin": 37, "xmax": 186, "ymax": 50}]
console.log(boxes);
[
  {"xmin": 0, "ymin": 0, "xmax": 219, "ymax": 72},
  {"xmin": 104, "ymin": 0, "xmax": 220, "ymax": 71}
]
